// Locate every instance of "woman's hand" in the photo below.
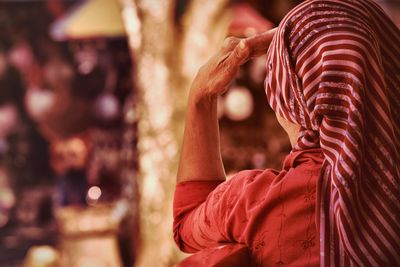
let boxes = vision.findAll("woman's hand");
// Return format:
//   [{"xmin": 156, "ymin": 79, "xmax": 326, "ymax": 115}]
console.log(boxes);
[{"xmin": 190, "ymin": 28, "xmax": 277, "ymax": 102}]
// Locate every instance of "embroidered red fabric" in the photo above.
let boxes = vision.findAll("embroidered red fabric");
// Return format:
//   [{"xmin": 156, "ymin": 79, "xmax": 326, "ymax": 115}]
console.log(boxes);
[{"xmin": 173, "ymin": 149, "xmax": 324, "ymax": 266}]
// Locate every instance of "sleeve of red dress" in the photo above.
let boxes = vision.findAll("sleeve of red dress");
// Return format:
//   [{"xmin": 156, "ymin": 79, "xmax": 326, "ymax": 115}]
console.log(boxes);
[{"xmin": 173, "ymin": 170, "xmax": 263, "ymax": 253}]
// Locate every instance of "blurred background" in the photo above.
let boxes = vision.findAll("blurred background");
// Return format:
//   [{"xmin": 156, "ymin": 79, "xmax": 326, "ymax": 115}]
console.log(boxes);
[{"xmin": 0, "ymin": 0, "xmax": 398, "ymax": 266}]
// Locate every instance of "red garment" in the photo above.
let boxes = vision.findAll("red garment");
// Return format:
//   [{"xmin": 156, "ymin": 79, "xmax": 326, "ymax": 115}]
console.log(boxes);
[
  {"xmin": 174, "ymin": 149, "xmax": 324, "ymax": 266},
  {"xmin": 178, "ymin": 244, "xmax": 251, "ymax": 267}
]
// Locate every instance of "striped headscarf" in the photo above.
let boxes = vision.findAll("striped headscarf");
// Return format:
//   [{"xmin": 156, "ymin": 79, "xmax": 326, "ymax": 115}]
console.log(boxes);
[{"xmin": 264, "ymin": 0, "xmax": 400, "ymax": 266}]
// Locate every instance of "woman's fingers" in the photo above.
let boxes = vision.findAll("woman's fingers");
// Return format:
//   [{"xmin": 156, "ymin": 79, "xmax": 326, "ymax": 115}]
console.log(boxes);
[
  {"xmin": 219, "ymin": 28, "xmax": 277, "ymax": 66},
  {"xmin": 245, "ymin": 28, "xmax": 277, "ymax": 58},
  {"xmin": 221, "ymin": 36, "xmax": 240, "ymax": 53},
  {"xmin": 224, "ymin": 39, "xmax": 251, "ymax": 69},
  {"xmin": 224, "ymin": 28, "xmax": 277, "ymax": 69}
]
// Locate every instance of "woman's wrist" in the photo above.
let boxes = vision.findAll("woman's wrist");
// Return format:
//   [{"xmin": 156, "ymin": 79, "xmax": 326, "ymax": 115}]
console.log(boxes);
[{"xmin": 188, "ymin": 84, "xmax": 218, "ymax": 108}]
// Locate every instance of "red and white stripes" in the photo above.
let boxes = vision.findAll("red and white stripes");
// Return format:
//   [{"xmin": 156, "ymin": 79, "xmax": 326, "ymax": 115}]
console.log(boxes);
[{"xmin": 265, "ymin": 0, "xmax": 400, "ymax": 266}]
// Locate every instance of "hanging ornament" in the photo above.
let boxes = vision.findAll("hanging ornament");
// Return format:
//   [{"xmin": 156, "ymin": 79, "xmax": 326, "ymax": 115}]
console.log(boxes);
[
  {"xmin": 94, "ymin": 93, "xmax": 120, "ymax": 121},
  {"xmin": 74, "ymin": 43, "xmax": 98, "ymax": 75},
  {"xmin": 25, "ymin": 87, "xmax": 55, "ymax": 121},
  {"xmin": 9, "ymin": 42, "xmax": 34, "ymax": 72},
  {"xmin": 224, "ymin": 86, "xmax": 254, "ymax": 121}
]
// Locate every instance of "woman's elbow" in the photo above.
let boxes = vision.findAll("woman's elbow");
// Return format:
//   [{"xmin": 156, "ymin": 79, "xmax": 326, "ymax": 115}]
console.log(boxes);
[{"xmin": 173, "ymin": 218, "xmax": 199, "ymax": 253}]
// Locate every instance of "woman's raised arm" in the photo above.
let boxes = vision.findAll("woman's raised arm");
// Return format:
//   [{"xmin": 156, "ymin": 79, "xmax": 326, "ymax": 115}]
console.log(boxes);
[{"xmin": 176, "ymin": 29, "xmax": 276, "ymax": 183}]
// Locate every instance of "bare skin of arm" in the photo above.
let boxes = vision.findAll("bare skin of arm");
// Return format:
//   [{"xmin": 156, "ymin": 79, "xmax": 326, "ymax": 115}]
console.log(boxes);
[{"xmin": 177, "ymin": 29, "xmax": 277, "ymax": 183}]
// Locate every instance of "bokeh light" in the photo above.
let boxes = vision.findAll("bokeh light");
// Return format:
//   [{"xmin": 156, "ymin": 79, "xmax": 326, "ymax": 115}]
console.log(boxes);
[
  {"xmin": 87, "ymin": 186, "xmax": 102, "ymax": 205},
  {"xmin": 224, "ymin": 86, "xmax": 254, "ymax": 121}
]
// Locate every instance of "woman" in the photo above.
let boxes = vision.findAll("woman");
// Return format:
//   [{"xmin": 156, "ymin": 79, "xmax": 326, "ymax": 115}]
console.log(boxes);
[{"xmin": 174, "ymin": 0, "xmax": 400, "ymax": 266}]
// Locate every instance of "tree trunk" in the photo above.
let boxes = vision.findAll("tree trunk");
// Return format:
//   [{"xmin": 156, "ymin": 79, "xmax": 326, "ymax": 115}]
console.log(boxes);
[{"xmin": 119, "ymin": 0, "xmax": 231, "ymax": 265}]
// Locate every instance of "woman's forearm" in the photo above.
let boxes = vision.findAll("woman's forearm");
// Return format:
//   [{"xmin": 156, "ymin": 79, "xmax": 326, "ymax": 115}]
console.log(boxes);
[
  {"xmin": 176, "ymin": 91, "xmax": 225, "ymax": 183},
  {"xmin": 175, "ymin": 30, "xmax": 276, "ymax": 183}
]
